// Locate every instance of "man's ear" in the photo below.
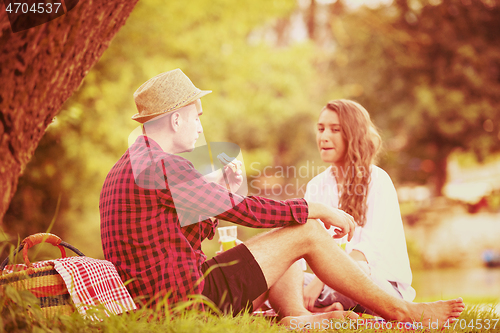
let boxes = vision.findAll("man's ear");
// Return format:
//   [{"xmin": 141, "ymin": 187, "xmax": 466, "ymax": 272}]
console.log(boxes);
[{"xmin": 171, "ymin": 112, "xmax": 181, "ymax": 132}]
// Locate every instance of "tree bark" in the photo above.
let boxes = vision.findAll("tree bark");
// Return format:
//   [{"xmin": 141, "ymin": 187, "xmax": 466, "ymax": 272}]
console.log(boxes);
[
  {"xmin": 307, "ymin": 0, "xmax": 316, "ymax": 41},
  {"xmin": 0, "ymin": 0, "xmax": 139, "ymax": 224},
  {"xmin": 433, "ymin": 146, "xmax": 453, "ymax": 197}
]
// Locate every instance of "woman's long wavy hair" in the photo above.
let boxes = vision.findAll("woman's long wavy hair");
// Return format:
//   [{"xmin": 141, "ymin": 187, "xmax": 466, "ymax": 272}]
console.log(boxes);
[{"xmin": 323, "ymin": 100, "xmax": 382, "ymax": 227}]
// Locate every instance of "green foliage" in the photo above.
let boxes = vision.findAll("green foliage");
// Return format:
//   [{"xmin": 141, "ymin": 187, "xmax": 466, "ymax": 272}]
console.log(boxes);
[
  {"xmin": 328, "ymin": 0, "xmax": 500, "ymax": 192},
  {"xmin": 405, "ymin": 237, "xmax": 425, "ymax": 270},
  {"xmin": 0, "ymin": 285, "xmax": 46, "ymax": 333}
]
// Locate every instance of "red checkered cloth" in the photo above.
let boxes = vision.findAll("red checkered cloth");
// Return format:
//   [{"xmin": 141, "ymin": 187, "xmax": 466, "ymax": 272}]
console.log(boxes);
[{"xmin": 53, "ymin": 256, "xmax": 136, "ymax": 317}]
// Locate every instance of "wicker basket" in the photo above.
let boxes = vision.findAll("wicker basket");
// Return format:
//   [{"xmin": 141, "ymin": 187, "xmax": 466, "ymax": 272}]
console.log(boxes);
[{"xmin": 0, "ymin": 233, "xmax": 85, "ymax": 317}]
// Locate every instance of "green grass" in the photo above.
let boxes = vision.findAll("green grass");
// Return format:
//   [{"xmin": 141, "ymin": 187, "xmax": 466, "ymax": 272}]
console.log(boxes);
[
  {"xmin": 2, "ymin": 236, "xmax": 499, "ymax": 332},
  {"xmin": 0, "ymin": 286, "xmax": 284, "ymax": 333},
  {"xmin": 2, "ymin": 286, "xmax": 499, "ymax": 333}
]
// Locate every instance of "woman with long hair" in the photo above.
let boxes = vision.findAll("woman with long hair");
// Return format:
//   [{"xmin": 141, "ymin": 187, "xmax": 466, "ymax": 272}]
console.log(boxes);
[{"xmin": 302, "ymin": 99, "xmax": 416, "ymax": 314}]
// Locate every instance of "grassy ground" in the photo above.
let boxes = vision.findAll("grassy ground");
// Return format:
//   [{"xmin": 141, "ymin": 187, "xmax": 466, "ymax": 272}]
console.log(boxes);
[{"xmin": 2, "ymin": 286, "xmax": 499, "ymax": 333}]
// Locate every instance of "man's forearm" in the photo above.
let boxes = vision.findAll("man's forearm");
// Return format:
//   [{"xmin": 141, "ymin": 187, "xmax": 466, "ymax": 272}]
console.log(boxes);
[{"xmin": 305, "ymin": 201, "xmax": 327, "ymax": 220}]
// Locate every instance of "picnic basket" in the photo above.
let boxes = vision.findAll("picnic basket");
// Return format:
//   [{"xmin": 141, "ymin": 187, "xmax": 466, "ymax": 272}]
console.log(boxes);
[{"xmin": 0, "ymin": 233, "xmax": 85, "ymax": 317}]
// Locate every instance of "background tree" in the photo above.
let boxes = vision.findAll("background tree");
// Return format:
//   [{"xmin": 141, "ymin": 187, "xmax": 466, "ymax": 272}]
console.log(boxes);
[
  {"xmin": 0, "ymin": 1, "xmax": 139, "ymax": 231},
  {"xmin": 325, "ymin": 0, "xmax": 500, "ymax": 195},
  {"xmin": 3, "ymin": 0, "xmax": 328, "ymax": 257}
]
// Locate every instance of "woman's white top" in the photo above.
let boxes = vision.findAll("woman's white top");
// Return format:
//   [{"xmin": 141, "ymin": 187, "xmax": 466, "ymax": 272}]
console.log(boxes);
[{"xmin": 304, "ymin": 165, "xmax": 416, "ymax": 301}]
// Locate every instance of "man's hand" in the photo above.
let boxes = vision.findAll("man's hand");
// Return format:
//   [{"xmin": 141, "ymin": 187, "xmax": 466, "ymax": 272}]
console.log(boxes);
[
  {"xmin": 303, "ymin": 276, "xmax": 324, "ymax": 311},
  {"xmin": 217, "ymin": 154, "xmax": 243, "ymax": 192},
  {"xmin": 306, "ymin": 201, "xmax": 356, "ymax": 241}
]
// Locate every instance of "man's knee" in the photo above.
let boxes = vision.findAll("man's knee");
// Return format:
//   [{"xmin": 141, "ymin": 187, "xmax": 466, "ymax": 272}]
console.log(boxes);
[
  {"xmin": 292, "ymin": 219, "xmax": 328, "ymax": 250},
  {"xmin": 246, "ymin": 219, "xmax": 326, "ymax": 255},
  {"xmin": 302, "ymin": 218, "xmax": 328, "ymax": 237}
]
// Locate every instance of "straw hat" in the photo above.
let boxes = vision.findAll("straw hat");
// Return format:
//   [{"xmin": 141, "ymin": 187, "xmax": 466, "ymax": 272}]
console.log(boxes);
[{"xmin": 132, "ymin": 69, "xmax": 212, "ymax": 123}]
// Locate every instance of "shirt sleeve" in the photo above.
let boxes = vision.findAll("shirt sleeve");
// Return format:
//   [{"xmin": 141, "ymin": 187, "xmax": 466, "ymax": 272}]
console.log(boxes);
[{"xmin": 157, "ymin": 154, "xmax": 309, "ymax": 228}]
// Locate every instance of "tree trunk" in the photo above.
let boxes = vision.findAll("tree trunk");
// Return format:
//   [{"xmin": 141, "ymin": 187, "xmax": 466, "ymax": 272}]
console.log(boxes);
[
  {"xmin": 307, "ymin": 0, "xmax": 316, "ymax": 41},
  {"xmin": 0, "ymin": 0, "xmax": 139, "ymax": 224},
  {"xmin": 433, "ymin": 147, "xmax": 452, "ymax": 197}
]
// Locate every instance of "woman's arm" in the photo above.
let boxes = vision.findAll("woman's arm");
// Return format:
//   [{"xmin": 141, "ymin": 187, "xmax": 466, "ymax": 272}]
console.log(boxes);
[
  {"xmin": 350, "ymin": 249, "xmax": 371, "ymax": 276},
  {"xmin": 303, "ymin": 275, "xmax": 325, "ymax": 311},
  {"xmin": 349, "ymin": 249, "xmax": 367, "ymax": 262}
]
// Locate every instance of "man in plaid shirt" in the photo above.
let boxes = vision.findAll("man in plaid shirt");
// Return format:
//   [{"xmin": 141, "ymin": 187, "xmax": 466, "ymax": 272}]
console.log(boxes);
[{"xmin": 100, "ymin": 69, "xmax": 464, "ymax": 327}]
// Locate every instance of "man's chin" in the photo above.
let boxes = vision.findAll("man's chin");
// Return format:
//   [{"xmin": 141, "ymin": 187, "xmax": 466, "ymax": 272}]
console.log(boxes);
[{"xmin": 179, "ymin": 146, "xmax": 196, "ymax": 153}]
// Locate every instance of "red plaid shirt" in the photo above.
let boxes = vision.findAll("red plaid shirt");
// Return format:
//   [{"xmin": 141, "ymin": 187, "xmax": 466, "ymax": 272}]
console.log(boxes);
[{"xmin": 99, "ymin": 136, "xmax": 308, "ymax": 307}]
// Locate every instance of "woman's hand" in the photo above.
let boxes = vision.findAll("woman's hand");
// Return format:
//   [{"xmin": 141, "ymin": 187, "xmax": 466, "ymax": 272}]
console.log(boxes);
[
  {"xmin": 306, "ymin": 201, "xmax": 356, "ymax": 241},
  {"xmin": 303, "ymin": 276, "xmax": 325, "ymax": 311}
]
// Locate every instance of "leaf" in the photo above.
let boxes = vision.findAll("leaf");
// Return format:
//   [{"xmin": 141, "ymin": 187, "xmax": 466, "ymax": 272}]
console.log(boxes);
[{"xmin": 4, "ymin": 285, "xmax": 23, "ymax": 305}]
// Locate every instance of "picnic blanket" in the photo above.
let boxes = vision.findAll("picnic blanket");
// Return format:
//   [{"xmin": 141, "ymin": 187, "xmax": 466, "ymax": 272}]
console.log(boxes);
[{"xmin": 53, "ymin": 256, "xmax": 136, "ymax": 317}]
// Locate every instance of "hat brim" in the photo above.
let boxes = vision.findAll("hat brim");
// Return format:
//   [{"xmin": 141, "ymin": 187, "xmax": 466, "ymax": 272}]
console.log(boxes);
[{"xmin": 132, "ymin": 90, "xmax": 212, "ymax": 124}]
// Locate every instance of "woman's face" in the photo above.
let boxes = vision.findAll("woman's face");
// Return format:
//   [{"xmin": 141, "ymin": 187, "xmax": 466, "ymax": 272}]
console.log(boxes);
[{"xmin": 316, "ymin": 109, "xmax": 347, "ymax": 167}]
